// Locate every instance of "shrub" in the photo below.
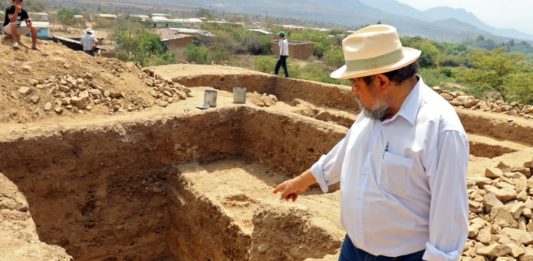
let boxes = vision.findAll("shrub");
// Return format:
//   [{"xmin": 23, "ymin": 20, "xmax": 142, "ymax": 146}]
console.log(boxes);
[
  {"xmin": 57, "ymin": 8, "xmax": 80, "ymax": 26},
  {"xmin": 113, "ymin": 19, "xmax": 174, "ymax": 67},
  {"xmin": 419, "ymin": 67, "xmax": 456, "ymax": 88},
  {"xmin": 323, "ymin": 48, "xmax": 344, "ymax": 68},
  {"xmin": 208, "ymin": 46, "xmax": 232, "ymax": 63},
  {"xmin": 254, "ymin": 56, "xmax": 277, "ymax": 73},
  {"xmin": 457, "ymin": 48, "xmax": 528, "ymax": 101},
  {"xmin": 504, "ymin": 72, "xmax": 533, "ymax": 104},
  {"xmin": 185, "ymin": 44, "xmax": 209, "ymax": 64}
]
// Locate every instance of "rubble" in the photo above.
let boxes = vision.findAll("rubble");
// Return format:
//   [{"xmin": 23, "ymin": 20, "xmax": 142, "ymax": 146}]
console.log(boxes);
[
  {"xmin": 432, "ymin": 86, "xmax": 533, "ymax": 120},
  {"xmin": 464, "ymin": 160, "xmax": 533, "ymax": 260},
  {"xmin": 0, "ymin": 39, "xmax": 191, "ymax": 123},
  {"xmin": 16, "ymin": 72, "xmax": 190, "ymax": 115}
]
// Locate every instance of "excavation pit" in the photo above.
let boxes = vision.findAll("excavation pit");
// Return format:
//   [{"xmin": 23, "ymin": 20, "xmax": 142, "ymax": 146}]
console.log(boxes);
[
  {"xmin": 2, "ymin": 66, "xmax": 533, "ymax": 260},
  {"xmin": 0, "ymin": 106, "xmax": 345, "ymax": 261}
]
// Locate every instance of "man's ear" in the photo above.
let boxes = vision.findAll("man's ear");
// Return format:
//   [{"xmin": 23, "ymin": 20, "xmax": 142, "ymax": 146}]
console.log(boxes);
[{"xmin": 374, "ymin": 74, "xmax": 390, "ymax": 91}]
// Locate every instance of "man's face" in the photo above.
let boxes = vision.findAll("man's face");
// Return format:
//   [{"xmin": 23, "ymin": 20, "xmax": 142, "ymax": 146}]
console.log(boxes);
[
  {"xmin": 13, "ymin": 0, "xmax": 23, "ymax": 7},
  {"xmin": 350, "ymin": 76, "xmax": 392, "ymax": 120}
]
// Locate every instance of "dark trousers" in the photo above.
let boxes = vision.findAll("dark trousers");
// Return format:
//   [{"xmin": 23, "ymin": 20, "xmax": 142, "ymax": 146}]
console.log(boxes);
[
  {"xmin": 339, "ymin": 235, "xmax": 425, "ymax": 261},
  {"xmin": 84, "ymin": 50, "xmax": 95, "ymax": 56},
  {"xmin": 274, "ymin": 55, "xmax": 289, "ymax": 77}
]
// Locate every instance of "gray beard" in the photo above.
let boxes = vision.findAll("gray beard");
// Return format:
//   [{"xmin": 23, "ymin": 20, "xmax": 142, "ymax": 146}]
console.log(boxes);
[{"xmin": 354, "ymin": 96, "xmax": 390, "ymax": 121}]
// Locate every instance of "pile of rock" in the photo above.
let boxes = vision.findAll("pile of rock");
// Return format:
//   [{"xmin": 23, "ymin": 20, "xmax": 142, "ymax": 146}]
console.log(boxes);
[
  {"xmin": 464, "ymin": 158, "xmax": 533, "ymax": 260},
  {"xmin": 19, "ymin": 70, "xmax": 193, "ymax": 114},
  {"xmin": 20, "ymin": 73, "xmax": 140, "ymax": 114},
  {"xmin": 432, "ymin": 87, "xmax": 533, "ymax": 120},
  {"xmin": 247, "ymin": 92, "xmax": 278, "ymax": 107},
  {"xmin": 142, "ymin": 77, "xmax": 191, "ymax": 108},
  {"xmin": 98, "ymin": 58, "xmax": 132, "ymax": 76}
]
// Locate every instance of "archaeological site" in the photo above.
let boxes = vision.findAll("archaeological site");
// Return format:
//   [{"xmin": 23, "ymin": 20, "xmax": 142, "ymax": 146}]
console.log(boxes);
[{"xmin": 1, "ymin": 40, "xmax": 533, "ymax": 261}]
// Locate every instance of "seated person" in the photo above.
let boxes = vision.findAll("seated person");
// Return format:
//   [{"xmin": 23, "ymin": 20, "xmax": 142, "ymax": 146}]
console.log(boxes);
[
  {"xmin": 3, "ymin": 0, "xmax": 37, "ymax": 49},
  {"xmin": 80, "ymin": 28, "xmax": 99, "ymax": 56}
]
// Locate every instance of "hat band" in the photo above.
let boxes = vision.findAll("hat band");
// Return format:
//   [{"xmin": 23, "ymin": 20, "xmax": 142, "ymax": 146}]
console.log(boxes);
[{"xmin": 345, "ymin": 49, "xmax": 403, "ymax": 72}]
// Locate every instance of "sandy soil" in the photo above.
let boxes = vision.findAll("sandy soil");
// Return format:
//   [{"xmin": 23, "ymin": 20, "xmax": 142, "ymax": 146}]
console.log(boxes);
[{"xmin": 0, "ymin": 36, "xmax": 189, "ymax": 123}]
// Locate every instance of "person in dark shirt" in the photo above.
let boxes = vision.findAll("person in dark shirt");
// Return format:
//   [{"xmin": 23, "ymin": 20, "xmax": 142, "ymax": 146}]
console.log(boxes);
[{"xmin": 3, "ymin": 0, "xmax": 37, "ymax": 49}]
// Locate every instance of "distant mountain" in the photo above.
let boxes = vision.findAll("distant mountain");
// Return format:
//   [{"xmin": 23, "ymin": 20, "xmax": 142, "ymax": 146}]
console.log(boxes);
[
  {"xmin": 355, "ymin": 0, "xmax": 533, "ymax": 42},
  {"xmin": 359, "ymin": 0, "xmax": 428, "ymax": 21},
  {"xmin": 422, "ymin": 6, "xmax": 533, "ymax": 41},
  {"xmin": 61, "ymin": 0, "xmax": 533, "ymax": 43}
]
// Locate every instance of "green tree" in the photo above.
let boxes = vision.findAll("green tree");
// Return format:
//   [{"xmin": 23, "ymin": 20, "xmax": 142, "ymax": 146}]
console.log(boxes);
[
  {"xmin": 403, "ymin": 38, "xmax": 440, "ymax": 68},
  {"xmin": 323, "ymin": 48, "xmax": 344, "ymax": 68},
  {"xmin": 505, "ymin": 72, "xmax": 533, "ymax": 104},
  {"xmin": 113, "ymin": 18, "xmax": 175, "ymax": 67},
  {"xmin": 57, "ymin": 8, "xmax": 79, "ymax": 26},
  {"xmin": 458, "ymin": 48, "xmax": 528, "ymax": 101},
  {"xmin": 185, "ymin": 44, "xmax": 209, "ymax": 64}
]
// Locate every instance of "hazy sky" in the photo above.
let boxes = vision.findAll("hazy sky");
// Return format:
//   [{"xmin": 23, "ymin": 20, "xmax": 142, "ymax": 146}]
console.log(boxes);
[{"xmin": 396, "ymin": 0, "xmax": 533, "ymax": 35}]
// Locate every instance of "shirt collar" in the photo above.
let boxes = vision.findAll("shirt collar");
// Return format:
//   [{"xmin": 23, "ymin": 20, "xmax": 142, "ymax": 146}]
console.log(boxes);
[{"xmin": 381, "ymin": 76, "xmax": 423, "ymax": 126}]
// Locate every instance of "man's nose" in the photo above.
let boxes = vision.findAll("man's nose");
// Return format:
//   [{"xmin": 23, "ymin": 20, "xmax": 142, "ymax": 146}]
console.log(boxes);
[{"xmin": 351, "ymin": 86, "xmax": 359, "ymax": 95}]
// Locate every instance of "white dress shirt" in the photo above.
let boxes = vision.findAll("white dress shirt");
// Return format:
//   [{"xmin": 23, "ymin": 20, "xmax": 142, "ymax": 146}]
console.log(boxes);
[
  {"xmin": 311, "ymin": 78, "xmax": 469, "ymax": 261},
  {"xmin": 279, "ymin": 38, "xmax": 289, "ymax": 56},
  {"xmin": 80, "ymin": 33, "xmax": 99, "ymax": 51}
]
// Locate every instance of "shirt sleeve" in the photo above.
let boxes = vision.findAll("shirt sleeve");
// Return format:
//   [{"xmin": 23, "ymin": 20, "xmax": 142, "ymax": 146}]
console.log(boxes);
[
  {"xmin": 310, "ymin": 130, "xmax": 351, "ymax": 193},
  {"xmin": 422, "ymin": 130, "xmax": 469, "ymax": 261},
  {"xmin": 21, "ymin": 10, "xmax": 29, "ymax": 21}
]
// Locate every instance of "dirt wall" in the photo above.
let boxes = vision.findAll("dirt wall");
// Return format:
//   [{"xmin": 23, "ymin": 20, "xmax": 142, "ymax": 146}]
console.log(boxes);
[
  {"xmin": 167, "ymin": 174, "xmax": 251, "ymax": 261},
  {"xmin": 250, "ymin": 205, "xmax": 341, "ymax": 261},
  {"xmin": 173, "ymin": 74, "xmax": 358, "ymax": 112},
  {"xmin": 240, "ymin": 108, "xmax": 347, "ymax": 177},
  {"xmin": 173, "ymin": 74, "xmax": 277, "ymax": 95},
  {"xmin": 459, "ymin": 111, "xmax": 533, "ymax": 145},
  {"xmin": 0, "ymin": 173, "xmax": 72, "ymax": 261},
  {"xmin": 0, "ymin": 108, "xmax": 242, "ymax": 260},
  {"xmin": 171, "ymin": 74, "xmax": 533, "ymax": 148},
  {"xmin": 274, "ymin": 78, "xmax": 356, "ymax": 111}
]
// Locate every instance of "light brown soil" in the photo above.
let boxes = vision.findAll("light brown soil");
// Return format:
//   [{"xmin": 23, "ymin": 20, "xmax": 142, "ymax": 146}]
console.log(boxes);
[
  {"xmin": 0, "ymin": 37, "xmax": 189, "ymax": 124},
  {"xmin": 0, "ymin": 54, "xmax": 531, "ymax": 260}
]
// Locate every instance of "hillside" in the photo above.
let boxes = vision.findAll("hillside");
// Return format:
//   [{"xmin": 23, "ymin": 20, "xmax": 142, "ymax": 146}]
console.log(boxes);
[{"xmin": 0, "ymin": 37, "xmax": 190, "ymax": 123}]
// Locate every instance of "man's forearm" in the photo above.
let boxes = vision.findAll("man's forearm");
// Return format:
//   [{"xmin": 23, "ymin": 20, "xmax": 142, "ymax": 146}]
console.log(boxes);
[{"xmin": 295, "ymin": 169, "xmax": 318, "ymax": 188}]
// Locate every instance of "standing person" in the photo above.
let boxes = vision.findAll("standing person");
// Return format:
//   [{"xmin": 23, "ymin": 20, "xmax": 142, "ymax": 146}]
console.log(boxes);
[
  {"xmin": 80, "ymin": 28, "xmax": 99, "ymax": 56},
  {"xmin": 273, "ymin": 24, "xmax": 469, "ymax": 261},
  {"xmin": 3, "ymin": 0, "xmax": 38, "ymax": 49},
  {"xmin": 274, "ymin": 31, "xmax": 289, "ymax": 77}
]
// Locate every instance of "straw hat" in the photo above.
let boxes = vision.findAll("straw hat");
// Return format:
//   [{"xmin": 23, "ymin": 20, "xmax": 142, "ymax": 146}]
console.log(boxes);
[
  {"xmin": 330, "ymin": 24, "xmax": 421, "ymax": 79},
  {"xmin": 86, "ymin": 28, "xmax": 95, "ymax": 34}
]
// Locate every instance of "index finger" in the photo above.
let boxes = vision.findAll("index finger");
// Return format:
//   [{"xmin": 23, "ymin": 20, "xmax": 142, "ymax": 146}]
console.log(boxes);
[{"xmin": 272, "ymin": 182, "xmax": 286, "ymax": 194}]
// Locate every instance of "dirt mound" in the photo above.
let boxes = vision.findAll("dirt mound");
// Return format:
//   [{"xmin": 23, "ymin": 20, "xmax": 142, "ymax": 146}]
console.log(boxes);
[{"xmin": 0, "ymin": 36, "xmax": 190, "ymax": 123}]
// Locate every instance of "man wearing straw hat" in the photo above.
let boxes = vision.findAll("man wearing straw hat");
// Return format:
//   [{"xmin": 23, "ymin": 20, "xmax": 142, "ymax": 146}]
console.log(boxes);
[
  {"xmin": 273, "ymin": 24, "xmax": 468, "ymax": 261},
  {"xmin": 80, "ymin": 28, "xmax": 99, "ymax": 56}
]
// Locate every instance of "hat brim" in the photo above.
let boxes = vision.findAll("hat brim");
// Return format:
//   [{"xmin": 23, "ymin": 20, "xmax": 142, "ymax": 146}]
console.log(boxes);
[{"xmin": 330, "ymin": 47, "xmax": 421, "ymax": 79}]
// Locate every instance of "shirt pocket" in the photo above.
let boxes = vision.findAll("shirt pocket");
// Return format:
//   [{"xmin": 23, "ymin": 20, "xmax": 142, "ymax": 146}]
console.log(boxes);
[{"xmin": 379, "ymin": 151, "xmax": 414, "ymax": 198}]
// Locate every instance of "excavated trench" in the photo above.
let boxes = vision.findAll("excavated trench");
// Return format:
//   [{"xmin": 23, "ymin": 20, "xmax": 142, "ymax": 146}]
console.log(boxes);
[
  {"xmin": 0, "ymin": 107, "xmax": 343, "ymax": 261},
  {"xmin": 1, "ymin": 73, "xmax": 532, "ymax": 260}
]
